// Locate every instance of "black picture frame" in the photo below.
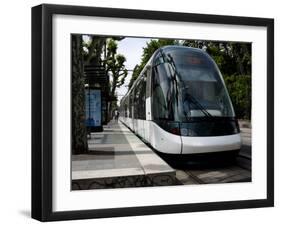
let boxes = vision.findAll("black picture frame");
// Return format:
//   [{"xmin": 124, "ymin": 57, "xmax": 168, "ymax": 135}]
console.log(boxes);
[{"xmin": 32, "ymin": 3, "xmax": 274, "ymax": 222}]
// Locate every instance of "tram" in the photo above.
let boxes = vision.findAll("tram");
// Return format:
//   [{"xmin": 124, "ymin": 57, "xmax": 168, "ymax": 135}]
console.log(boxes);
[{"xmin": 119, "ymin": 46, "xmax": 241, "ymax": 155}]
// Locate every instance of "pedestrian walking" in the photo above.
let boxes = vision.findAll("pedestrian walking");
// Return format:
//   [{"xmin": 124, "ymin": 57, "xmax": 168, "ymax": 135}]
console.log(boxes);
[{"xmin": 114, "ymin": 109, "xmax": 119, "ymax": 121}]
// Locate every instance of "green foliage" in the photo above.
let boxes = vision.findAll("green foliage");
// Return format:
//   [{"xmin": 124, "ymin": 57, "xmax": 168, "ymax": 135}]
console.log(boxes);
[
  {"xmin": 107, "ymin": 38, "xmax": 118, "ymax": 55},
  {"xmin": 224, "ymin": 75, "xmax": 251, "ymax": 119},
  {"xmin": 128, "ymin": 64, "xmax": 142, "ymax": 89},
  {"xmin": 206, "ymin": 43, "xmax": 237, "ymax": 76}
]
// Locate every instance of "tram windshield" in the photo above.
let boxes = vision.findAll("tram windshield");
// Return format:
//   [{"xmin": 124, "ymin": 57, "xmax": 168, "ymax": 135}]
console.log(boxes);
[{"xmin": 152, "ymin": 47, "xmax": 235, "ymax": 122}]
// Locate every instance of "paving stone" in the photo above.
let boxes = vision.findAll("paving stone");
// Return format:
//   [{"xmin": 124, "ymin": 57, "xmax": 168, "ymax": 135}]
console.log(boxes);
[
  {"xmin": 176, "ymin": 170, "xmax": 198, "ymax": 185},
  {"xmin": 72, "ymin": 121, "xmax": 176, "ymax": 189}
]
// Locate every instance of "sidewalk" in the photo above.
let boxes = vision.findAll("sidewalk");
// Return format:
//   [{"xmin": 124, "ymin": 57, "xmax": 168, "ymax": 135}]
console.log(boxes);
[{"xmin": 72, "ymin": 120, "xmax": 176, "ymax": 190}]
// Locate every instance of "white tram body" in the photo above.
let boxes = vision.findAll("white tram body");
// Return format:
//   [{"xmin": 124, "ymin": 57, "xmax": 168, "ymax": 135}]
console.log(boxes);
[{"xmin": 120, "ymin": 46, "xmax": 241, "ymax": 154}]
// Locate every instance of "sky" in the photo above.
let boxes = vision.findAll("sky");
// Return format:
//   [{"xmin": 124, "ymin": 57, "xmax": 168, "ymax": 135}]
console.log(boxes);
[{"xmin": 115, "ymin": 37, "xmax": 151, "ymax": 104}]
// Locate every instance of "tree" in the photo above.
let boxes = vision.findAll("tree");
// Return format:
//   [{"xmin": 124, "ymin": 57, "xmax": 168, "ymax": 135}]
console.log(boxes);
[
  {"xmin": 72, "ymin": 34, "xmax": 88, "ymax": 154},
  {"xmin": 106, "ymin": 39, "xmax": 128, "ymax": 116},
  {"xmin": 82, "ymin": 36, "xmax": 125, "ymax": 65},
  {"xmin": 230, "ymin": 43, "xmax": 251, "ymax": 75},
  {"xmin": 128, "ymin": 64, "xmax": 142, "ymax": 89},
  {"xmin": 81, "ymin": 35, "xmax": 107, "ymax": 67}
]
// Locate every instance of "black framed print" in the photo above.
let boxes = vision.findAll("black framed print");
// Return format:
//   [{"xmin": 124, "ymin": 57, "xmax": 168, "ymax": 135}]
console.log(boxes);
[{"xmin": 31, "ymin": 4, "xmax": 274, "ymax": 221}]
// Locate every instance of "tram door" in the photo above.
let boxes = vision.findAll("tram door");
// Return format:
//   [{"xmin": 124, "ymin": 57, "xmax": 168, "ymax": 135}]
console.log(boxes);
[
  {"xmin": 132, "ymin": 75, "xmax": 147, "ymax": 137},
  {"xmin": 133, "ymin": 80, "xmax": 140, "ymax": 133},
  {"xmin": 138, "ymin": 75, "xmax": 146, "ymax": 138},
  {"xmin": 144, "ymin": 67, "xmax": 151, "ymax": 142}
]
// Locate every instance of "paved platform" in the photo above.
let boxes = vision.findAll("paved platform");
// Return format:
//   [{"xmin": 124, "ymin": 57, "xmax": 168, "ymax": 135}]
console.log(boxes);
[{"xmin": 72, "ymin": 121, "xmax": 176, "ymax": 190}]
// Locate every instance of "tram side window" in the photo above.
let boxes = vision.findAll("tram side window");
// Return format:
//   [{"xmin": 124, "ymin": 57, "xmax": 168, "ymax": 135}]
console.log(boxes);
[
  {"xmin": 152, "ymin": 64, "xmax": 171, "ymax": 120},
  {"xmin": 134, "ymin": 83, "xmax": 140, "ymax": 119},
  {"xmin": 138, "ymin": 76, "xmax": 146, "ymax": 120},
  {"xmin": 124, "ymin": 98, "xmax": 128, "ymax": 117},
  {"xmin": 129, "ymin": 92, "xmax": 134, "ymax": 118},
  {"xmin": 126, "ymin": 97, "xmax": 129, "ymax": 117},
  {"xmin": 145, "ymin": 68, "xmax": 151, "ymax": 98}
]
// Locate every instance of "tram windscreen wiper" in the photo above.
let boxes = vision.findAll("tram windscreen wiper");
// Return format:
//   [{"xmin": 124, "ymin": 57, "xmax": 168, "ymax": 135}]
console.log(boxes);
[
  {"xmin": 184, "ymin": 92, "xmax": 213, "ymax": 118},
  {"xmin": 164, "ymin": 52, "xmax": 212, "ymax": 118}
]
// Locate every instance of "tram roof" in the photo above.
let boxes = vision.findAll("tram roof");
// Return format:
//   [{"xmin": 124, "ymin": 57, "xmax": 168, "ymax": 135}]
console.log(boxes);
[
  {"xmin": 156, "ymin": 45, "xmax": 205, "ymax": 52},
  {"xmin": 153, "ymin": 45, "xmax": 208, "ymax": 58}
]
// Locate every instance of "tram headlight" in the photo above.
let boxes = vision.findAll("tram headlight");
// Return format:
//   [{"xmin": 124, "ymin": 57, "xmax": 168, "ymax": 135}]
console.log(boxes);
[
  {"xmin": 161, "ymin": 121, "xmax": 181, "ymax": 135},
  {"xmin": 180, "ymin": 127, "xmax": 197, "ymax": 136},
  {"xmin": 187, "ymin": 128, "xmax": 197, "ymax": 136},
  {"xmin": 180, "ymin": 128, "xmax": 188, "ymax": 136},
  {"xmin": 170, "ymin": 127, "xmax": 180, "ymax": 135}
]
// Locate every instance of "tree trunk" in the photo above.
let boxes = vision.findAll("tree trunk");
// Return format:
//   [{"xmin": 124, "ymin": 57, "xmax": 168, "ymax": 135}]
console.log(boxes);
[
  {"xmin": 72, "ymin": 34, "xmax": 88, "ymax": 154},
  {"xmin": 108, "ymin": 78, "xmax": 118, "ymax": 121}
]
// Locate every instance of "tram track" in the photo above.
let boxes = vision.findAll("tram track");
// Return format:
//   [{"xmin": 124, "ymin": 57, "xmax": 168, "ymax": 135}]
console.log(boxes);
[
  {"xmin": 173, "ymin": 152, "xmax": 252, "ymax": 185},
  {"xmin": 184, "ymin": 171, "xmax": 205, "ymax": 184},
  {"xmin": 236, "ymin": 153, "xmax": 251, "ymax": 171}
]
